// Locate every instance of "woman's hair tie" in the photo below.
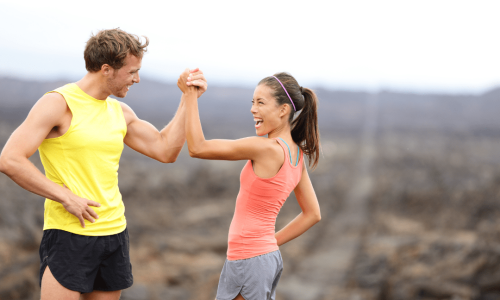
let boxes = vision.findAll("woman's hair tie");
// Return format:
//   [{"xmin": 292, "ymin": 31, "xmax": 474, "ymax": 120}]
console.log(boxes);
[{"xmin": 272, "ymin": 76, "xmax": 296, "ymax": 112}]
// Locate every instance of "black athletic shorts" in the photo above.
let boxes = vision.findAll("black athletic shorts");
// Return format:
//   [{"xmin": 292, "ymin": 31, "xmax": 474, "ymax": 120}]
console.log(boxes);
[{"xmin": 39, "ymin": 228, "xmax": 133, "ymax": 293}]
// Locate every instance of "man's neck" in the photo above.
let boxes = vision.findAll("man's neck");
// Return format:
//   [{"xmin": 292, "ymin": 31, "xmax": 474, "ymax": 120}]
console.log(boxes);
[{"xmin": 75, "ymin": 73, "xmax": 110, "ymax": 100}]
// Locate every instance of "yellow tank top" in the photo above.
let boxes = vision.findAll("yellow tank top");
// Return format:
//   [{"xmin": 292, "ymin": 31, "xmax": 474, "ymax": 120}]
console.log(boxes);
[{"xmin": 39, "ymin": 83, "xmax": 127, "ymax": 236}]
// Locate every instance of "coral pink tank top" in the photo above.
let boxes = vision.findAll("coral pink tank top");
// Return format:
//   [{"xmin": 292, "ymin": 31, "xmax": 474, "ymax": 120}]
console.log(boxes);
[{"xmin": 227, "ymin": 138, "xmax": 303, "ymax": 260}]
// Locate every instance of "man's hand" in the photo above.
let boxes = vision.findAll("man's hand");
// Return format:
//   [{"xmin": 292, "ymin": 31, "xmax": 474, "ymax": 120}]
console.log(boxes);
[
  {"xmin": 61, "ymin": 185, "xmax": 101, "ymax": 228},
  {"xmin": 0, "ymin": 92, "xmax": 105, "ymax": 229},
  {"xmin": 177, "ymin": 68, "xmax": 191, "ymax": 93},
  {"xmin": 187, "ymin": 68, "xmax": 207, "ymax": 98}
]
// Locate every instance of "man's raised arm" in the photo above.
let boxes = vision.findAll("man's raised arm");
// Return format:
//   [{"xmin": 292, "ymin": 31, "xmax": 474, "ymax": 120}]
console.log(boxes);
[{"xmin": 121, "ymin": 68, "xmax": 207, "ymax": 163}]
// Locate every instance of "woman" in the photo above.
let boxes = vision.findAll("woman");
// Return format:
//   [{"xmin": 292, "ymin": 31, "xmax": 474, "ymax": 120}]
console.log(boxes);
[{"xmin": 178, "ymin": 70, "xmax": 321, "ymax": 300}]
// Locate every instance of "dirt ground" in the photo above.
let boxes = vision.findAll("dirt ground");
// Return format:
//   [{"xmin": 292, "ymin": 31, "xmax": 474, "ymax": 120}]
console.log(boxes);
[{"xmin": 1, "ymin": 79, "xmax": 500, "ymax": 300}]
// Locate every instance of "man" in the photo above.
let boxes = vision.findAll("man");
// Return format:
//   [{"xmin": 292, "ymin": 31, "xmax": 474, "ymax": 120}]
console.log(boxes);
[{"xmin": 0, "ymin": 28, "xmax": 206, "ymax": 300}]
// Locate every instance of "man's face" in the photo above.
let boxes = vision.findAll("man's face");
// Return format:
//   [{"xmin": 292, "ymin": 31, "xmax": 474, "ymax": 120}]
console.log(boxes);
[{"xmin": 106, "ymin": 54, "xmax": 142, "ymax": 98}]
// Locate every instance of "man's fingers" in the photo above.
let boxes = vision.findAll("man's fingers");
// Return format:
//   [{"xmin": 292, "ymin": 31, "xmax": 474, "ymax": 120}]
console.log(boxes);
[
  {"xmin": 189, "ymin": 68, "xmax": 200, "ymax": 73},
  {"xmin": 82, "ymin": 211, "xmax": 95, "ymax": 223},
  {"xmin": 78, "ymin": 215, "xmax": 86, "ymax": 228},
  {"xmin": 86, "ymin": 206, "xmax": 99, "ymax": 220},
  {"xmin": 180, "ymin": 68, "xmax": 190, "ymax": 80},
  {"xmin": 87, "ymin": 199, "xmax": 101, "ymax": 207}
]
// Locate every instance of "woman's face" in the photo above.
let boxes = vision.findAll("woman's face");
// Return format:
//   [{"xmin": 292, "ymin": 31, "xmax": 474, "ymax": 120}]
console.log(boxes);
[{"xmin": 251, "ymin": 84, "xmax": 286, "ymax": 136}]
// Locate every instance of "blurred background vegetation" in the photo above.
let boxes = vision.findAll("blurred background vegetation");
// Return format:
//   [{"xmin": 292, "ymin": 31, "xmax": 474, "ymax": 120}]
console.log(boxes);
[{"xmin": 1, "ymin": 77, "xmax": 500, "ymax": 300}]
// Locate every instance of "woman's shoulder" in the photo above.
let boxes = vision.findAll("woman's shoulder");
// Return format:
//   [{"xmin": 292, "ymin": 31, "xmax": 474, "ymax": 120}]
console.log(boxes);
[
  {"xmin": 239, "ymin": 136, "xmax": 283, "ymax": 157},
  {"xmin": 249, "ymin": 136, "xmax": 281, "ymax": 147}
]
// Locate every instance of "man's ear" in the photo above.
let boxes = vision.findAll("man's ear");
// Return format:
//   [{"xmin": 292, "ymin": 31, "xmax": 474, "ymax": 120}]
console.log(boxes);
[{"xmin": 101, "ymin": 64, "xmax": 112, "ymax": 77}]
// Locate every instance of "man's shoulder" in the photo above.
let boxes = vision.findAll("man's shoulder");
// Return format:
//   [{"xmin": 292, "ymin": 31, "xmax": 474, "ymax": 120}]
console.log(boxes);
[
  {"xmin": 111, "ymin": 101, "xmax": 137, "ymax": 127},
  {"xmin": 117, "ymin": 101, "xmax": 136, "ymax": 116},
  {"xmin": 22, "ymin": 91, "xmax": 68, "ymax": 131},
  {"xmin": 40, "ymin": 83, "xmax": 77, "ymax": 105},
  {"xmin": 38, "ymin": 92, "xmax": 67, "ymax": 109},
  {"xmin": 49, "ymin": 83, "xmax": 77, "ymax": 95}
]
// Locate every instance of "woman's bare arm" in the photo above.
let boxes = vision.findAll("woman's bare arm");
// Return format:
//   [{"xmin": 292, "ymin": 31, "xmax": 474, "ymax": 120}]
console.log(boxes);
[
  {"xmin": 179, "ymin": 71, "xmax": 274, "ymax": 161},
  {"xmin": 275, "ymin": 163, "xmax": 321, "ymax": 246}
]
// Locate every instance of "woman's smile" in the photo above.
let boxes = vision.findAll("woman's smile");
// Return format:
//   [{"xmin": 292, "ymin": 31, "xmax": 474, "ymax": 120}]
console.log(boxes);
[{"xmin": 254, "ymin": 118, "xmax": 263, "ymax": 129}]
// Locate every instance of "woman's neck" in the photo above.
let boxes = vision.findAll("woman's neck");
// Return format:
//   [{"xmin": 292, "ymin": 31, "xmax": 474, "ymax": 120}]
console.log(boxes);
[{"xmin": 267, "ymin": 124, "xmax": 293, "ymax": 142}]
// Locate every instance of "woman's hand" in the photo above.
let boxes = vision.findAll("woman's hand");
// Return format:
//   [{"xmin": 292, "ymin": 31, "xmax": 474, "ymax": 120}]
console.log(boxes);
[
  {"xmin": 177, "ymin": 68, "xmax": 207, "ymax": 98},
  {"xmin": 187, "ymin": 68, "xmax": 207, "ymax": 98}
]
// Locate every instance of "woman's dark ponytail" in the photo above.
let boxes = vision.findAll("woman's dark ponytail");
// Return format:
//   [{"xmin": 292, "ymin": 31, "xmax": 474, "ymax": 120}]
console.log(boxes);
[
  {"xmin": 291, "ymin": 87, "xmax": 320, "ymax": 169},
  {"xmin": 258, "ymin": 72, "xmax": 320, "ymax": 169}
]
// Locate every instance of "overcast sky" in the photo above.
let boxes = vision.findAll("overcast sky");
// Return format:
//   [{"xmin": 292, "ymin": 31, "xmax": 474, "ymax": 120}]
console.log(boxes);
[{"xmin": 0, "ymin": 0, "xmax": 499, "ymax": 93}]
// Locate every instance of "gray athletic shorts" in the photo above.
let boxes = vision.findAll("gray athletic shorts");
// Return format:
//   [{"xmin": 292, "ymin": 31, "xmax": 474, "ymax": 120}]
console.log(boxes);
[{"xmin": 216, "ymin": 250, "xmax": 283, "ymax": 300}]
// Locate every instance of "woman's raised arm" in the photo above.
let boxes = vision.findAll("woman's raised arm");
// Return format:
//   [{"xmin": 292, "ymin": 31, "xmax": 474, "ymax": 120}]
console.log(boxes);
[{"xmin": 178, "ymin": 70, "xmax": 271, "ymax": 161}]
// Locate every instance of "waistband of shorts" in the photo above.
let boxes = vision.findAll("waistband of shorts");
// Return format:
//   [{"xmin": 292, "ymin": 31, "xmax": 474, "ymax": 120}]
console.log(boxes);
[{"xmin": 227, "ymin": 250, "xmax": 281, "ymax": 262}]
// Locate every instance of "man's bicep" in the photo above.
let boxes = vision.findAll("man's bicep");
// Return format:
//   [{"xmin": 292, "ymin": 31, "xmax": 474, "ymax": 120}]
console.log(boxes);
[
  {"xmin": 120, "ymin": 101, "xmax": 162, "ymax": 156},
  {"xmin": 123, "ymin": 117, "xmax": 162, "ymax": 154},
  {"xmin": 3, "ymin": 94, "xmax": 66, "ymax": 158}
]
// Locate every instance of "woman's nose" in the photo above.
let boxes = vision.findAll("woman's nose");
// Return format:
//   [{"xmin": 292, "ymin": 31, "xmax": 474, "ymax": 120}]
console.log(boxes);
[{"xmin": 250, "ymin": 104, "xmax": 258, "ymax": 113}]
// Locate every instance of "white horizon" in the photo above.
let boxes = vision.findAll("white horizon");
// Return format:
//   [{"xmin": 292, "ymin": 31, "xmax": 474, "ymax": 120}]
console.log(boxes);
[{"xmin": 1, "ymin": 0, "xmax": 499, "ymax": 94}]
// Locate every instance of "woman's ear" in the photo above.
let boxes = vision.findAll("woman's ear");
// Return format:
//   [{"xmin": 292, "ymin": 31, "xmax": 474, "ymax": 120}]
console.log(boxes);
[{"xmin": 279, "ymin": 104, "xmax": 289, "ymax": 118}]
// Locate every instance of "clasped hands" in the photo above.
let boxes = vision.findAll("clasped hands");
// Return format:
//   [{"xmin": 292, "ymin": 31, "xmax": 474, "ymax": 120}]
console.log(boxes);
[{"xmin": 177, "ymin": 68, "xmax": 207, "ymax": 97}]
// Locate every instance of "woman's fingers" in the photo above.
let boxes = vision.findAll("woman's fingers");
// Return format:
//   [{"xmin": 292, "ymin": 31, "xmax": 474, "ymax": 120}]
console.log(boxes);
[
  {"xmin": 187, "ymin": 73, "xmax": 207, "ymax": 91},
  {"xmin": 186, "ymin": 70, "xmax": 208, "ymax": 97},
  {"xmin": 189, "ymin": 78, "xmax": 207, "ymax": 87},
  {"xmin": 189, "ymin": 80, "xmax": 206, "ymax": 87},
  {"xmin": 187, "ymin": 72, "xmax": 205, "ymax": 82}
]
